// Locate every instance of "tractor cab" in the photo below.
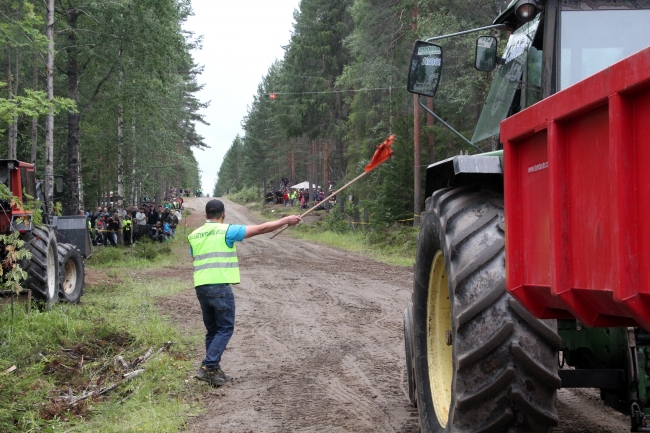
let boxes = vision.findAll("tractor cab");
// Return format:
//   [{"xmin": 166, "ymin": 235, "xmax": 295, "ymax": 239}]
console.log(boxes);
[
  {"xmin": 473, "ymin": 0, "xmax": 650, "ymax": 144},
  {"xmin": 0, "ymin": 160, "xmax": 37, "ymax": 233},
  {"xmin": 408, "ymin": 0, "xmax": 650, "ymax": 196}
]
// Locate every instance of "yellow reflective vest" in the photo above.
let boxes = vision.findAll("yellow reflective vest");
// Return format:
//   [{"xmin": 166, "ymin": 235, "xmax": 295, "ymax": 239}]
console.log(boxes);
[{"xmin": 188, "ymin": 223, "xmax": 240, "ymax": 287}]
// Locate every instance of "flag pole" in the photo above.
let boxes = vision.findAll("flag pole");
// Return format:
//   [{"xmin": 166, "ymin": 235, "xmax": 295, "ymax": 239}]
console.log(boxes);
[{"xmin": 269, "ymin": 171, "xmax": 368, "ymax": 239}]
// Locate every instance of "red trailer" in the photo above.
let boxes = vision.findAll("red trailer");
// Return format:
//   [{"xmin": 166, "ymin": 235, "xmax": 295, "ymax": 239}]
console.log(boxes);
[{"xmin": 503, "ymin": 46, "xmax": 650, "ymax": 330}]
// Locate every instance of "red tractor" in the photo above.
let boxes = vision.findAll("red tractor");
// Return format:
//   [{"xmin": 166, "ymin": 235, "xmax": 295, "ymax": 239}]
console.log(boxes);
[{"xmin": 0, "ymin": 159, "xmax": 87, "ymax": 305}]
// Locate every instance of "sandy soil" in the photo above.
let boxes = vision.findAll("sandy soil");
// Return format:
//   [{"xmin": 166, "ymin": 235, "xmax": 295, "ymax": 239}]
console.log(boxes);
[{"xmin": 157, "ymin": 197, "xmax": 630, "ymax": 433}]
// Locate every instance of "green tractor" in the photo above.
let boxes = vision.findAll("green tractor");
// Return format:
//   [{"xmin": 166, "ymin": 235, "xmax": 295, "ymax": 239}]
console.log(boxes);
[{"xmin": 404, "ymin": 1, "xmax": 650, "ymax": 432}]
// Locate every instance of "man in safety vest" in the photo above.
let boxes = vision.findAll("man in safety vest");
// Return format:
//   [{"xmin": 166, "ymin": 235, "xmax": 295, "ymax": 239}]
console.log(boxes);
[{"xmin": 188, "ymin": 199, "xmax": 301, "ymax": 386}]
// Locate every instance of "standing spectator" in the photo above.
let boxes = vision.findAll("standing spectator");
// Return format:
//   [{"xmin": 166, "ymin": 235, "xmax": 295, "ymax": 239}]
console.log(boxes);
[
  {"xmin": 283, "ymin": 189, "xmax": 289, "ymax": 207},
  {"xmin": 146, "ymin": 205, "xmax": 158, "ymax": 233},
  {"xmin": 157, "ymin": 205, "xmax": 165, "ymax": 224},
  {"xmin": 91, "ymin": 206, "xmax": 101, "ymax": 231},
  {"xmin": 106, "ymin": 213, "xmax": 121, "ymax": 246},
  {"xmin": 94, "ymin": 216, "xmax": 106, "ymax": 246},
  {"xmin": 169, "ymin": 209, "xmax": 179, "ymax": 237},
  {"xmin": 123, "ymin": 217, "xmax": 133, "ymax": 246},
  {"xmin": 135, "ymin": 207, "xmax": 147, "ymax": 241}
]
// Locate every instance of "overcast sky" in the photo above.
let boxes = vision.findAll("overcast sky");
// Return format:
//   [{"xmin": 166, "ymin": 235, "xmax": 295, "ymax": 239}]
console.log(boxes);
[{"xmin": 185, "ymin": 0, "xmax": 301, "ymax": 193}]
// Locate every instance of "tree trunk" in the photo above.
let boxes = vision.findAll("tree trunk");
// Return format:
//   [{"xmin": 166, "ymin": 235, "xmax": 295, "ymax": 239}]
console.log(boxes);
[
  {"xmin": 7, "ymin": 47, "xmax": 14, "ymax": 159},
  {"xmin": 323, "ymin": 140, "xmax": 329, "ymax": 191},
  {"xmin": 307, "ymin": 140, "xmax": 313, "ymax": 207},
  {"xmin": 45, "ymin": 0, "xmax": 55, "ymax": 211},
  {"xmin": 117, "ymin": 68, "xmax": 125, "ymax": 206},
  {"xmin": 31, "ymin": 66, "xmax": 38, "ymax": 166},
  {"xmin": 9, "ymin": 48, "xmax": 19, "ymax": 159},
  {"xmin": 153, "ymin": 170, "xmax": 160, "ymax": 204},
  {"xmin": 130, "ymin": 119, "xmax": 137, "ymax": 205},
  {"xmin": 65, "ymin": 12, "xmax": 81, "ymax": 215},
  {"xmin": 78, "ymin": 145, "xmax": 84, "ymax": 210}
]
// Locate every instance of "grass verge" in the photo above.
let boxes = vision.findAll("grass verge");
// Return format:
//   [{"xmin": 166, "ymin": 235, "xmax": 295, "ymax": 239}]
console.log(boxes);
[
  {"xmin": 292, "ymin": 222, "xmax": 417, "ymax": 267},
  {"xmin": 0, "ymin": 234, "xmax": 204, "ymax": 432}
]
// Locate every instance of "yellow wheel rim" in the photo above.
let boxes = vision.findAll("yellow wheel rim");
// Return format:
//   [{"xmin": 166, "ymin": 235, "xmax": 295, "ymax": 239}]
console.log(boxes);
[{"xmin": 427, "ymin": 250, "xmax": 453, "ymax": 428}]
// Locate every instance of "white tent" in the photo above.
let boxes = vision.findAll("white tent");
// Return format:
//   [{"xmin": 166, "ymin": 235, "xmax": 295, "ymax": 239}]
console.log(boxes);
[{"xmin": 291, "ymin": 181, "xmax": 319, "ymax": 189}]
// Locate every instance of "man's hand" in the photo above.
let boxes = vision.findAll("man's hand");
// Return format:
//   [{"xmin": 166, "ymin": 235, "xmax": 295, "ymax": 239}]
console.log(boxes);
[{"xmin": 283, "ymin": 215, "xmax": 302, "ymax": 226}]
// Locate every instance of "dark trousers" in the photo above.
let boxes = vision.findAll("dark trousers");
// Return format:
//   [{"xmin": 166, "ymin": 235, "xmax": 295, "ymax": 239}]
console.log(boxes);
[{"xmin": 195, "ymin": 284, "xmax": 235, "ymax": 369}]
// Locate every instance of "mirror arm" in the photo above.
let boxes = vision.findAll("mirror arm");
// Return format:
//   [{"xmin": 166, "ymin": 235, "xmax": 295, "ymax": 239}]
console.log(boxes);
[
  {"xmin": 418, "ymin": 98, "xmax": 482, "ymax": 153},
  {"xmin": 425, "ymin": 24, "xmax": 510, "ymax": 42}
]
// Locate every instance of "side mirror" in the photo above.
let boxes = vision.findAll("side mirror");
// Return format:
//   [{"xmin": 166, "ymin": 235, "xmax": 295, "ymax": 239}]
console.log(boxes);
[
  {"xmin": 55, "ymin": 177, "xmax": 63, "ymax": 193},
  {"xmin": 407, "ymin": 40, "xmax": 443, "ymax": 97},
  {"xmin": 475, "ymin": 36, "xmax": 498, "ymax": 72}
]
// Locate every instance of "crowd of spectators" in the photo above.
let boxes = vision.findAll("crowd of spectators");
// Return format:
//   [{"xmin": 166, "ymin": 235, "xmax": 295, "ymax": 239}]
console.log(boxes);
[
  {"xmin": 86, "ymin": 194, "xmax": 184, "ymax": 247},
  {"xmin": 265, "ymin": 179, "xmax": 334, "ymax": 210}
]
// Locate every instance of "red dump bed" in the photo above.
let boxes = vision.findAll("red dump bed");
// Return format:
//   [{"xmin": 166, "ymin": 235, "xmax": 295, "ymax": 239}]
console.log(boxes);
[{"xmin": 502, "ymin": 46, "xmax": 650, "ymax": 330}]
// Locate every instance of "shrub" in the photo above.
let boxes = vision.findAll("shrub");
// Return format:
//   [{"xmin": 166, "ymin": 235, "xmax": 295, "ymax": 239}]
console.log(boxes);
[
  {"xmin": 229, "ymin": 187, "xmax": 261, "ymax": 204},
  {"xmin": 323, "ymin": 207, "xmax": 350, "ymax": 234}
]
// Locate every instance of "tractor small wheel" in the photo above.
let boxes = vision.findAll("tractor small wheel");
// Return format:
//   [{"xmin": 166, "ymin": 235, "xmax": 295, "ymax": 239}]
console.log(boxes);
[
  {"xmin": 57, "ymin": 243, "xmax": 84, "ymax": 304},
  {"xmin": 21, "ymin": 226, "xmax": 59, "ymax": 305}
]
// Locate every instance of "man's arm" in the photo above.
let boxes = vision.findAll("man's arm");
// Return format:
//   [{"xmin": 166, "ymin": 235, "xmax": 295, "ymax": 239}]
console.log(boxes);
[{"xmin": 244, "ymin": 215, "xmax": 301, "ymax": 239}]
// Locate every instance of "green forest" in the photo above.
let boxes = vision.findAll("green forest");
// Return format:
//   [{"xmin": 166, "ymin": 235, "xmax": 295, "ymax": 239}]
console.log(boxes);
[
  {"xmin": 0, "ymin": 0, "xmax": 204, "ymax": 214},
  {"xmin": 214, "ymin": 0, "xmax": 509, "ymax": 225}
]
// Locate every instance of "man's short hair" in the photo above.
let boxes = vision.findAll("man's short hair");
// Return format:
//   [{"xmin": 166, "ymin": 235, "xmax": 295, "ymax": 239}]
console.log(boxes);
[{"xmin": 206, "ymin": 199, "xmax": 225, "ymax": 218}]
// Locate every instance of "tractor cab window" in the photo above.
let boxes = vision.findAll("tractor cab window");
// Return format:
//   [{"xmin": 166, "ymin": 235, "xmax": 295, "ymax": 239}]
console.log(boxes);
[
  {"xmin": 20, "ymin": 167, "xmax": 35, "ymax": 203},
  {"xmin": 472, "ymin": 14, "xmax": 541, "ymax": 144},
  {"xmin": 560, "ymin": 9, "xmax": 650, "ymax": 89},
  {"xmin": 0, "ymin": 165, "xmax": 10, "ymax": 191},
  {"xmin": 521, "ymin": 45, "xmax": 542, "ymax": 109}
]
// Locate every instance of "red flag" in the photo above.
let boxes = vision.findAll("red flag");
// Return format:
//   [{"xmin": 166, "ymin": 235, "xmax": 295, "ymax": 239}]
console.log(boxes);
[{"xmin": 365, "ymin": 135, "xmax": 396, "ymax": 172}]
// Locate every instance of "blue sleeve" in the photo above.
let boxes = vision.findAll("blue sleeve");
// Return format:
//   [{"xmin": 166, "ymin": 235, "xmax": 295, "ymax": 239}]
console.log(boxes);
[
  {"xmin": 225, "ymin": 225, "xmax": 246, "ymax": 248},
  {"xmin": 189, "ymin": 245, "xmax": 193, "ymax": 257}
]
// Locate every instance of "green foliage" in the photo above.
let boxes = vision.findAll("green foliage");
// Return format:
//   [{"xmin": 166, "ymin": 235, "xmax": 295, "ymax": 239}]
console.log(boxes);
[
  {"xmin": 0, "ymin": 228, "xmax": 202, "ymax": 431},
  {"xmin": 0, "ymin": 231, "xmax": 30, "ymax": 294},
  {"xmin": 323, "ymin": 206, "xmax": 350, "ymax": 234},
  {"xmin": 91, "ymin": 239, "xmax": 174, "ymax": 267},
  {"xmin": 0, "ymin": 0, "xmax": 204, "ymax": 209},
  {"xmin": 293, "ymin": 221, "xmax": 417, "ymax": 267},
  {"xmin": 0, "ymin": 83, "xmax": 76, "ymax": 129},
  {"xmin": 228, "ymin": 186, "xmax": 261, "ymax": 204},
  {"xmin": 213, "ymin": 0, "xmax": 510, "ymax": 227},
  {"xmin": 0, "ymin": 276, "xmax": 203, "ymax": 431}
]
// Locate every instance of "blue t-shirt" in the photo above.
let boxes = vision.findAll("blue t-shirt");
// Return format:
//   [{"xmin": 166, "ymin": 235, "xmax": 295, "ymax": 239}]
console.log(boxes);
[
  {"xmin": 225, "ymin": 224, "xmax": 246, "ymax": 248},
  {"xmin": 189, "ymin": 223, "xmax": 246, "ymax": 256}
]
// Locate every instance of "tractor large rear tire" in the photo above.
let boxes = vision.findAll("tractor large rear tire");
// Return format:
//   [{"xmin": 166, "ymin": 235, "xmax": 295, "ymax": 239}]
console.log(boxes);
[
  {"xmin": 57, "ymin": 243, "xmax": 84, "ymax": 304},
  {"xmin": 411, "ymin": 186, "xmax": 562, "ymax": 433},
  {"xmin": 21, "ymin": 226, "xmax": 59, "ymax": 305}
]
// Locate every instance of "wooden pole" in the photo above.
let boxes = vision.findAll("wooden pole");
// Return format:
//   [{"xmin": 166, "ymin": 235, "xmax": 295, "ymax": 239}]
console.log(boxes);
[
  {"xmin": 270, "ymin": 171, "xmax": 368, "ymax": 239},
  {"xmin": 413, "ymin": 0, "xmax": 421, "ymax": 228}
]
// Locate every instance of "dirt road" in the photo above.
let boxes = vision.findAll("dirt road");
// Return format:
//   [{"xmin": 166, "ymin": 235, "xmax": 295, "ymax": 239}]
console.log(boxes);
[{"xmin": 160, "ymin": 198, "xmax": 630, "ymax": 433}]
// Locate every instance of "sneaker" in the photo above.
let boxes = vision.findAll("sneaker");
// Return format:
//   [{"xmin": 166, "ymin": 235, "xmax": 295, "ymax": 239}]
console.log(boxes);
[
  {"xmin": 207, "ymin": 372, "xmax": 226, "ymax": 387},
  {"xmin": 195, "ymin": 365, "xmax": 214, "ymax": 383},
  {"xmin": 215, "ymin": 368, "xmax": 232, "ymax": 383}
]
